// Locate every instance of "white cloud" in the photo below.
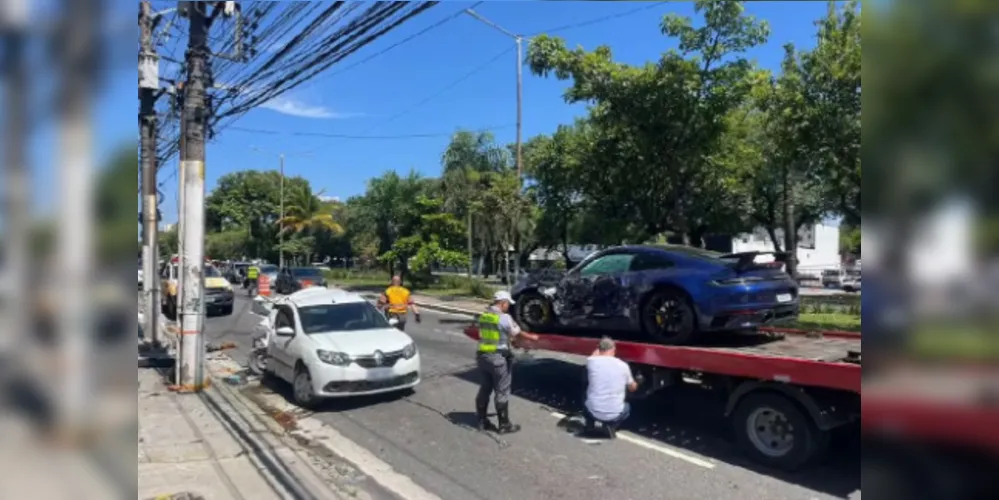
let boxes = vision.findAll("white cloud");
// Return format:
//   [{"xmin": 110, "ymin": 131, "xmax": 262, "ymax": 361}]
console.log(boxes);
[{"xmin": 260, "ymin": 96, "xmax": 361, "ymax": 119}]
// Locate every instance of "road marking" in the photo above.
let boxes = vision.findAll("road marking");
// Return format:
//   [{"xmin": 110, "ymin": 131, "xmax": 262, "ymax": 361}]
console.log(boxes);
[{"xmin": 548, "ymin": 412, "xmax": 716, "ymax": 469}]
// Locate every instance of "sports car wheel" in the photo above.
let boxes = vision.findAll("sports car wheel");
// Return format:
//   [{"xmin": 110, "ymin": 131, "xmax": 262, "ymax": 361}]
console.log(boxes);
[
  {"xmin": 514, "ymin": 292, "xmax": 555, "ymax": 332},
  {"xmin": 641, "ymin": 288, "xmax": 697, "ymax": 345}
]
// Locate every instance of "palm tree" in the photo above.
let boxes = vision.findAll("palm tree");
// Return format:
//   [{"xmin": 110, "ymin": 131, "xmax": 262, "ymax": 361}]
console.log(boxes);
[{"xmin": 277, "ymin": 184, "xmax": 345, "ymax": 250}]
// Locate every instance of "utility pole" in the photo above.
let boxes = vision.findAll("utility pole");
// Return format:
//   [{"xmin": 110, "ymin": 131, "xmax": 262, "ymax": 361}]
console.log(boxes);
[
  {"xmin": 251, "ymin": 147, "xmax": 312, "ymax": 267},
  {"xmin": 178, "ymin": 1, "xmax": 210, "ymax": 391},
  {"xmin": 280, "ymin": 153, "xmax": 285, "ymax": 267},
  {"xmin": 515, "ymin": 35, "xmax": 524, "ymax": 186},
  {"xmin": 55, "ymin": 0, "xmax": 99, "ymax": 439},
  {"xmin": 465, "ymin": 8, "xmax": 526, "ymax": 280},
  {"xmin": 467, "ymin": 211, "xmax": 473, "ymax": 277},
  {"xmin": 1, "ymin": 0, "xmax": 30, "ymax": 362},
  {"xmin": 139, "ymin": 1, "xmax": 161, "ymax": 347}
]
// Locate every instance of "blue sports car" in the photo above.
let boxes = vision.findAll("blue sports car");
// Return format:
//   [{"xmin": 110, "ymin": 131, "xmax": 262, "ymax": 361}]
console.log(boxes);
[{"xmin": 510, "ymin": 245, "xmax": 800, "ymax": 345}]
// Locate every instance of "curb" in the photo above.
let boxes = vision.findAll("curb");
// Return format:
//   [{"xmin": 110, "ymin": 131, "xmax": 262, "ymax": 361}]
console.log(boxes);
[{"xmin": 203, "ymin": 353, "xmax": 442, "ymax": 500}]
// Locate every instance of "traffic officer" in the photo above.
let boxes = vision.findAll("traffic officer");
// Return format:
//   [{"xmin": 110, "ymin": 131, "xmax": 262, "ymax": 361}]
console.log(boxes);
[
  {"xmin": 476, "ymin": 290, "xmax": 539, "ymax": 434},
  {"xmin": 378, "ymin": 275, "xmax": 421, "ymax": 330},
  {"xmin": 246, "ymin": 264, "xmax": 259, "ymax": 293}
]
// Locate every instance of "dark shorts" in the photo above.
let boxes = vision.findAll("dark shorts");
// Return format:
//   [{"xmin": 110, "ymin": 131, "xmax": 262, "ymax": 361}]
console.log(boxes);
[{"xmin": 387, "ymin": 312, "xmax": 407, "ymax": 330}]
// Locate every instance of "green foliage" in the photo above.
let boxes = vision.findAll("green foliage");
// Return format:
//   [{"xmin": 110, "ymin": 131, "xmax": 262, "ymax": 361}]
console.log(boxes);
[{"xmin": 528, "ymin": 0, "xmax": 770, "ymax": 244}]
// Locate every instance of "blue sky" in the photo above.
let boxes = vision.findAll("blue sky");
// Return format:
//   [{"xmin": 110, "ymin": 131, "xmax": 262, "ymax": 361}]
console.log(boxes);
[{"xmin": 118, "ymin": 1, "xmax": 832, "ymax": 226}]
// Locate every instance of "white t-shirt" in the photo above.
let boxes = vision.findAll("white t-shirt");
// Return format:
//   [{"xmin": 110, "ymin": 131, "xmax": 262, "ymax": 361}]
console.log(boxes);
[{"xmin": 584, "ymin": 355, "xmax": 634, "ymax": 421}]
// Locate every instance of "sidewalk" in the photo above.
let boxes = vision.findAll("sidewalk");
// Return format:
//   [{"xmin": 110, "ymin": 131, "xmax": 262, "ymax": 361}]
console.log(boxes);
[{"xmin": 138, "ymin": 364, "xmax": 354, "ymax": 499}]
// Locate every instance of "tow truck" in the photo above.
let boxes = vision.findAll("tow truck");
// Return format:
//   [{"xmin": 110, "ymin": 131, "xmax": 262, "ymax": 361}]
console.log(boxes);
[{"xmin": 463, "ymin": 324, "xmax": 861, "ymax": 471}]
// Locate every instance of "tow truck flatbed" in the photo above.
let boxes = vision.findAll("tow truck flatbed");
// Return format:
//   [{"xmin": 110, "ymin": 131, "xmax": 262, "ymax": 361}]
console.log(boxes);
[
  {"xmin": 463, "ymin": 327, "xmax": 861, "ymax": 393},
  {"xmin": 463, "ymin": 325, "xmax": 861, "ymax": 471}
]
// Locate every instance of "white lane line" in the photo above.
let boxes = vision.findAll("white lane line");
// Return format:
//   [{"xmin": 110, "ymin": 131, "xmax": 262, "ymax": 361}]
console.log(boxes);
[{"xmin": 548, "ymin": 412, "xmax": 715, "ymax": 469}]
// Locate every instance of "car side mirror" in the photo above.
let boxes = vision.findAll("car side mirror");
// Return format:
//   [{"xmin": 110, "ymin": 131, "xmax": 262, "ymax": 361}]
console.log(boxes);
[{"xmin": 275, "ymin": 326, "xmax": 295, "ymax": 337}]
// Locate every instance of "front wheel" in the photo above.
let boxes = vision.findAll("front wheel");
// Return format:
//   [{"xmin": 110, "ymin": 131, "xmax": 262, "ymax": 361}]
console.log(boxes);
[
  {"xmin": 640, "ymin": 289, "xmax": 697, "ymax": 345},
  {"xmin": 514, "ymin": 291, "xmax": 555, "ymax": 332},
  {"xmin": 731, "ymin": 392, "xmax": 828, "ymax": 471},
  {"xmin": 248, "ymin": 350, "xmax": 268, "ymax": 376},
  {"xmin": 292, "ymin": 367, "xmax": 318, "ymax": 409}
]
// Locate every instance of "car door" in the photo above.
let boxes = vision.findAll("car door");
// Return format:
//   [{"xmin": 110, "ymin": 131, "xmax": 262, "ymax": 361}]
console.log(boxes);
[
  {"xmin": 559, "ymin": 252, "xmax": 636, "ymax": 327},
  {"xmin": 267, "ymin": 304, "xmax": 298, "ymax": 381}
]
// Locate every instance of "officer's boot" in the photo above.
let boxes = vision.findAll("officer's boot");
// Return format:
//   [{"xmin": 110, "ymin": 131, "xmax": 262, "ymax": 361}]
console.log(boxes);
[
  {"xmin": 476, "ymin": 403, "xmax": 498, "ymax": 432},
  {"xmin": 496, "ymin": 403, "xmax": 521, "ymax": 434}
]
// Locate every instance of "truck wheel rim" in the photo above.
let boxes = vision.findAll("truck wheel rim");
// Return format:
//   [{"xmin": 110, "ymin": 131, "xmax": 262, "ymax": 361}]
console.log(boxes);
[{"xmin": 746, "ymin": 407, "xmax": 795, "ymax": 458}]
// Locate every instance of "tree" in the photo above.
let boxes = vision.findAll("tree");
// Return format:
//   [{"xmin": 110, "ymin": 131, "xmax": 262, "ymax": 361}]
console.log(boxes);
[
  {"xmin": 524, "ymin": 122, "xmax": 588, "ymax": 262},
  {"xmin": 379, "ymin": 196, "xmax": 468, "ymax": 284},
  {"xmin": 440, "ymin": 130, "xmax": 511, "ymax": 276},
  {"xmin": 278, "ymin": 184, "xmax": 344, "ymax": 237},
  {"xmin": 798, "ymin": 0, "xmax": 861, "ymax": 225},
  {"xmin": 527, "ymin": 0, "xmax": 769, "ymax": 246}
]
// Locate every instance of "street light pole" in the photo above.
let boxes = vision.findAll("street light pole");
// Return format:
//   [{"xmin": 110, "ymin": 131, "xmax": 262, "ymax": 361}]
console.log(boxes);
[
  {"xmin": 465, "ymin": 9, "xmax": 527, "ymax": 279},
  {"xmin": 464, "ymin": 8, "xmax": 524, "ymax": 186},
  {"xmin": 251, "ymin": 147, "xmax": 309, "ymax": 268},
  {"xmin": 279, "ymin": 153, "xmax": 285, "ymax": 268}
]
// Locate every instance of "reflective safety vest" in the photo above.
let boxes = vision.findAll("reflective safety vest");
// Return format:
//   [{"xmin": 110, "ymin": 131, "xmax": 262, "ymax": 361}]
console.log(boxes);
[
  {"xmin": 247, "ymin": 266, "xmax": 259, "ymax": 279},
  {"xmin": 477, "ymin": 312, "xmax": 505, "ymax": 353}
]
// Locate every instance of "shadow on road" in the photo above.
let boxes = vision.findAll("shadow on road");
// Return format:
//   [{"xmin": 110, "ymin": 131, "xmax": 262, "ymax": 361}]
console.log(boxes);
[{"xmin": 452, "ymin": 358, "xmax": 860, "ymax": 499}]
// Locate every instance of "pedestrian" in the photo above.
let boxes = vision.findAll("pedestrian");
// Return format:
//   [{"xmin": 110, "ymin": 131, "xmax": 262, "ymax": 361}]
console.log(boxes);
[
  {"xmin": 377, "ymin": 275, "xmax": 421, "ymax": 331},
  {"xmin": 475, "ymin": 290, "xmax": 540, "ymax": 434},
  {"xmin": 582, "ymin": 337, "xmax": 638, "ymax": 438},
  {"xmin": 246, "ymin": 264, "xmax": 259, "ymax": 294}
]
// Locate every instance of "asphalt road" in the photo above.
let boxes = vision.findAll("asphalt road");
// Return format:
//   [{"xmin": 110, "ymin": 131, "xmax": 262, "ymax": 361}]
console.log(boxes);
[{"xmin": 204, "ymin": 295, "xmax": 861, "ymax": 500}]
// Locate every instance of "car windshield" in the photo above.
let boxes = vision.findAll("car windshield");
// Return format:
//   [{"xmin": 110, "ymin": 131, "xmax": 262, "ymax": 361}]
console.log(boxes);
[
  {"xmin": 204, "ymin": 266, "xmax": 222, "ymax": 278},
  {"xmin": 297, "ymin": 302, "xmax": 391, "ymax": 334},
  {"xmin": 259, "ymin": 265, "xmax": 278, "ymax": 274},
  {"xmin": 292, "ymin": 267, "xmax": 324, "ymax": 278}
]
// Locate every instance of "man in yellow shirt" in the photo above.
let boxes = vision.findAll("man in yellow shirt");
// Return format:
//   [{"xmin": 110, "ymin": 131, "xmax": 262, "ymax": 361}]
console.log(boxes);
[{"xmin": 378, "ymin": 275, "xmax": 421, "ymax": 330}]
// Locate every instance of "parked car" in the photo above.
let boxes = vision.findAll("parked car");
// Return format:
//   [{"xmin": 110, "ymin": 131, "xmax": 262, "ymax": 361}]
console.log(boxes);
[
  {"xmin": 821, "ymin": 269, "xmax": 847, "ymax": 288},
  {"xmin": 842, "ymin": 274, "xmax": 862, "ymax": 293},
  {"xmin": 510, "ymin": 245, "xmax": 800, "ymax": 345},
  {"xmin": 256, "ymin": 287, "xmax": 420, "ymax": 407},
  {"xmin": 160, "ymin": 259, "xmax": 235, "ymax": 318},
  {"xmin": 274, "ymin": 266, "xmax": 328, "ymax": 295}
]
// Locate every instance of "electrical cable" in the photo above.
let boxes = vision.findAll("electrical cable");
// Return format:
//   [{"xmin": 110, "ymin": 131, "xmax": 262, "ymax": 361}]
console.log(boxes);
[
  {"xmin": 227, "ymin": 123, "xmax": 516, "ymax": 139},
  {"xmin": 528, "ymin": 1, "xmax": 669, "ymax": 37}
]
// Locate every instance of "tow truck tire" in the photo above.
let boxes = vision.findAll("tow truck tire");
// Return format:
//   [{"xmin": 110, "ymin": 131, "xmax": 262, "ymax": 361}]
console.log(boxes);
[{"xmin": 731, "ymin": 392, "xmax": 827, "ymax": 471}]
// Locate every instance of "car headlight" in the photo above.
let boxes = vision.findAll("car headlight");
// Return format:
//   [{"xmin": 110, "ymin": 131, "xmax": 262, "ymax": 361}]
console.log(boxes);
[
  {"xmin": 316, "ymin": 349, "xmax": 351, "ymax": 366},
  {"xmin": 402, "ymin": 342, "xmax": 417, "ymax": 359}
]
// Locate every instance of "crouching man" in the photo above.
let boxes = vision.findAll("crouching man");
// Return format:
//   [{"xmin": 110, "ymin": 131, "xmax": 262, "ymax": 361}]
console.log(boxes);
[{"xmin": 583, "ymin": 337, "xmax": 638, "ymax": 438}]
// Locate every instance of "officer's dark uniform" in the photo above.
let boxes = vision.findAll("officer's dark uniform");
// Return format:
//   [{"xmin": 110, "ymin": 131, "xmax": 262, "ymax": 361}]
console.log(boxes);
[{"xmin": 475, "ymin": 306, "xmax": 521, "ymax": 434}]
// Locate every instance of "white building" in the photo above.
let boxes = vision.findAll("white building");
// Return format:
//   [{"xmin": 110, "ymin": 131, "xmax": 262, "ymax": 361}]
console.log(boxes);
[{"xmin": 727, "ymin": 223, "xmax": 841, "ymax": 276}]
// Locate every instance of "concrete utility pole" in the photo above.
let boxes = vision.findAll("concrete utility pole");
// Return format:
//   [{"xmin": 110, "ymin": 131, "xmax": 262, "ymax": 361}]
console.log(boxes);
[
  {"xmin": 279, "ymin": 153, "xmax": 285, "ymax": 267},
  {"xmin": 251, "ymin": 147, "xmax": 312, "ymax": 267},
  {"xmin": 139, "ymin": 1, "xmax": 161, "ymax": 347},
  {"xmin": 55, "ymin": 0, "xmax": 99, "ymax": 438},
  {"xmin": 1, "ymin": 0, "xmax": 30, "ymax": 361},
  {"xmin": 178, "ymin": 1, "xmax": 210, "ymax": 391},
  {"xmin": 464, "ymin": 8, "xmax": 526, "ymax": 278}
]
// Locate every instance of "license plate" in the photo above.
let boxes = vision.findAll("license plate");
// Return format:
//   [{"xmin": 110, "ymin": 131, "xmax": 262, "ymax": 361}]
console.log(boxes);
[
  {"xmin": 367, "ymin": 368, "xmax": 395, "ymax": 380},
  {"xmin": 776, "ymin": 293, "xmax": 793, "ymax": 303}
]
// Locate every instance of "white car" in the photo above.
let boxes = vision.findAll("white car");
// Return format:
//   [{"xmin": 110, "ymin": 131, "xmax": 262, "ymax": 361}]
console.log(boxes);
[{"xmin": 259, "ymin": 287, "xmax": 420, "ymax": 407}]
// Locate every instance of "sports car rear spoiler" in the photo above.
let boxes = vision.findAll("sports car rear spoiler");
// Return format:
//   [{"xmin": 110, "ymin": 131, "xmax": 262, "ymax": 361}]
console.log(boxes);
[{"xmin": 720, "ymin": 251, "xmax": 791, "ymax": 272}]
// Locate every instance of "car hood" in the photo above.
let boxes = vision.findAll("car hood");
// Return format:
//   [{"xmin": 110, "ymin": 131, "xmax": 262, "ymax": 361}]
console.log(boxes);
[
  {"xmin": 205, "ymin": 277, "xmax": 232, "ymax": 290},
  {"xmin": 309, "ymin": 327, "xmax": 413, "ymax": 356}
]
